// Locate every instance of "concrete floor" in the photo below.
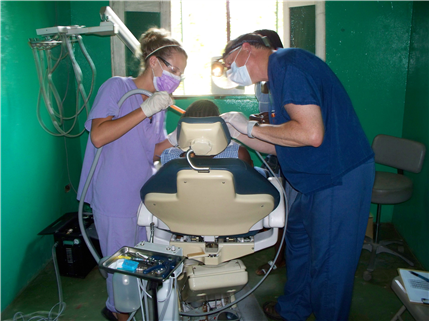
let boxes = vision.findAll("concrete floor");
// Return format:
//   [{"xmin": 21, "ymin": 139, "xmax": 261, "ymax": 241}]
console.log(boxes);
[{"xmin": 2, "ymin": 223, "xmax": 425, "ymax": 321}]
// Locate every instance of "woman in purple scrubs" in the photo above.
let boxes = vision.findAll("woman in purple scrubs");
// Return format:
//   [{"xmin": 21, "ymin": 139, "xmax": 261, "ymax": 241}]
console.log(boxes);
[{"xmin": 77, "ymin": 28, "xmax": 187, "ymax": 321}]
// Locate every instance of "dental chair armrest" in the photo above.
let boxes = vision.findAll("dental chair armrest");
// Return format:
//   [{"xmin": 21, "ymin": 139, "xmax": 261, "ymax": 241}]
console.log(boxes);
[
  {"xmin": 263, "ymin": 177, "xmax": 285, "ymax": 228},
  {"xmin": 254, "ymin": 228, "xmax": 278, "ymax": 251},
  {"xmin": 137, "ymin": 202, "xmax": 169, "ymax": 230},
  {"xmin": 137, "ymin": 202, "xmax": 156, "ymax": 226}
]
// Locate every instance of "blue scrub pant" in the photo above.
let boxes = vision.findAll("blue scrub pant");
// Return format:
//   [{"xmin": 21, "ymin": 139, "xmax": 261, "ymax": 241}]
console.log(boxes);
[{"xmin": 276, "ymin": 160, "xmax": 375, "ymax": 321}]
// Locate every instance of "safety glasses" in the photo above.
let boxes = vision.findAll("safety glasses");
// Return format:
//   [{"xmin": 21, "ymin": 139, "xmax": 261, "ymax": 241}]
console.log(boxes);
[{"xmin": 157, "ymin": 56, "xmax": 185, "ymax": 80}]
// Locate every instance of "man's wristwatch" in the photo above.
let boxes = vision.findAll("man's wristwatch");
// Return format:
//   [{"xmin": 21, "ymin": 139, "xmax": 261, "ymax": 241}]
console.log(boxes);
[{"xmin": 247, "ymin": 120, "xmax": 259, "ymax": 138}]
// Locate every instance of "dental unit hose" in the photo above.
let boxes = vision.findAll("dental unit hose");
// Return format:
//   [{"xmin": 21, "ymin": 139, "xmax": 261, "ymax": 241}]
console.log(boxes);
[
  {"xmin": 79, "ymin": 89, "xmax": 183, "ymax": 270},
  {"xmin": 31, "ymin": 34, "xmax": 95, "ymax": 137}
]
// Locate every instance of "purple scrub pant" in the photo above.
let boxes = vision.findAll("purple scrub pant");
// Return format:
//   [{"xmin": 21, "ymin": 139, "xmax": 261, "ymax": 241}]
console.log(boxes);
[
  {"xmin": 93, "ymin": 211, "xmax": 147, "ymax": 313},
  {"xmin": 276, "ymin": 160, "xmax": 375, "ymax": 321}
]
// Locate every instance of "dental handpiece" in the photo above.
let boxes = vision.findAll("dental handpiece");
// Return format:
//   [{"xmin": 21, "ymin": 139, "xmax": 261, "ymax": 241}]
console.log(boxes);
[{"xmin": 169, "ymin": 104, "xmax": 185, "ymax": 114}]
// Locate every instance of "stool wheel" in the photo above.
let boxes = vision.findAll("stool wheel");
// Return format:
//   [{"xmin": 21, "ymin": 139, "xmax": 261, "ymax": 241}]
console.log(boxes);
[{"xmin": 363, "ymin": 270, "xmax": 372, "ymax": 281}]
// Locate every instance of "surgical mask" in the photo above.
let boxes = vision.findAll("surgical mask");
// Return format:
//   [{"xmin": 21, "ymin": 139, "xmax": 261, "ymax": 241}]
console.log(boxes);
[
  {"xmin": 226, "ymin": 47, "xmax": 253, "ymax": 86},
  {"xmin": 153, "ymin": 60, "xmax": 181, "ymax": 94}
]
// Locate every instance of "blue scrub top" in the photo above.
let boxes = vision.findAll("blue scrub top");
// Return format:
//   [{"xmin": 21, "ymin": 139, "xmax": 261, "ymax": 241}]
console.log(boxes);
[{"xmin": 267, "ymin": 48, "xmax": 374, "ymax": 194}]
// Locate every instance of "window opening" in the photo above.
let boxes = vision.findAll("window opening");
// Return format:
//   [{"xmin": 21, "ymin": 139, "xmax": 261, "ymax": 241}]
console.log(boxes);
[{"xmin": 110, "ymin": 0, "xmax": 325, "ymax": 96}]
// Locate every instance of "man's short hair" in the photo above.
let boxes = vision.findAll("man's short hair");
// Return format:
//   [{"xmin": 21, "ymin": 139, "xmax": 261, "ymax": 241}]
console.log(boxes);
[{"xmin": 223, "ymin": 33, "xmax": 271, "ymax": 59}]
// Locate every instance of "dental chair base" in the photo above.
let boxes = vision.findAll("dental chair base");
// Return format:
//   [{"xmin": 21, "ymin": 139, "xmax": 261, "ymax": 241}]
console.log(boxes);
[
  {"xmin": 133, "ymin": 176, "xmax": 284, "ymax": 319},
  {"xmin": 180, "ymin": 259, "xmax": 248, "ymax": 303}
]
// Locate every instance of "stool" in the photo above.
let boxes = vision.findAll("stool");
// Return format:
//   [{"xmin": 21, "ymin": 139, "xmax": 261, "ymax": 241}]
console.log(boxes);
[
  {"xmin": 362, "ymin": 135, "xmax": 426, "ymax": 281},
  {"xmin": 391, "ymin": 276, "xmax": 429, "ymax": 321}
]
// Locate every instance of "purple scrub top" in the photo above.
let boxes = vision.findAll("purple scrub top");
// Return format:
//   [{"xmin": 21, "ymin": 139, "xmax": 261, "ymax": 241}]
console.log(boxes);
[{"xmin": 77, "ymin": 77, "xmax": 167, "ymax": 217}]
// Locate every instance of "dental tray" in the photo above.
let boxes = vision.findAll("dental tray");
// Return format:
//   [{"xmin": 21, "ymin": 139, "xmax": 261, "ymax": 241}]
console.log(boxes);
[{"xmin": 99, "ymin": 246, "xmax": 185, "ymax": 282}]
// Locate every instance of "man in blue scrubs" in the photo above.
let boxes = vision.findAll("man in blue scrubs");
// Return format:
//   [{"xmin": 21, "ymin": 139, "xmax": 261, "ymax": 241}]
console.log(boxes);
[{"xmin": 220, "ymin": 33, "xmax": 375, "ymax": 321}]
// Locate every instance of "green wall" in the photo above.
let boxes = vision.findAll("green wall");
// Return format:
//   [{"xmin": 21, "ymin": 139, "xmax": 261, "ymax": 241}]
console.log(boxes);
[
  {"xmin": 1, "ymin": 1, "xmax": 73, "ymax": 311},
  {"xmin": 326, "ymin": 1, "xmax": 414, "ymax": 222},
  {"xmin": 393, "ymin": 1, "xmax": 429, "ymax": 269},
  {"xmin": 0, "ymin": 0, "xmax": 153, "ymax": 311},
  {"xmin": 1, "ymin": 0, "xmax": 428, "ymax": 313},
  {"xmin": 325, "ymin": 1, "xmax": 428, "ymax": 268}
]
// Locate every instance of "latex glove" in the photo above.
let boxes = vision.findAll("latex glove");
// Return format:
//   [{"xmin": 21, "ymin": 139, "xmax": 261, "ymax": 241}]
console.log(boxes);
[
  {"xmin": 167, "ymin": 127, "xmax": 178, "ymax": 146},
  {"xmin": 140, "ymin": 91, "xmax": 173, "ymax": 118},
  {"xmin": 226, "ymin": 123, "xmax": 240, "ymax": 139},
  {"xmin": 220, "ymin": 112, "xmax": 249, "ymax": 135}
]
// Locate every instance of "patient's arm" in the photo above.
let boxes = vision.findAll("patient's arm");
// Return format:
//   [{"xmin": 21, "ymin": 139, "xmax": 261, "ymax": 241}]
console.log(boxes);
[
  {"xmin": 238, "ymin": 145, "xmax": 254, "ymax": 166},
  {"xmin": 153, "ymin": 139, "xmax": 173, "ymax": 162}
]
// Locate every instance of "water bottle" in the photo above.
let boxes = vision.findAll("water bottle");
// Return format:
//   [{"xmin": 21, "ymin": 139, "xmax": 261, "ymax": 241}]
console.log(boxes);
[{"xmin": 113, "ymin": 273, "xmax": 141, "ymax": 312}]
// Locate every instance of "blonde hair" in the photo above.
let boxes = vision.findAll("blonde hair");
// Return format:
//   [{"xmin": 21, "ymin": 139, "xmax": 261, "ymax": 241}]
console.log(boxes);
[{"xmin": 137, "ymin": 28, "xmax": 187, "ymax": 72}]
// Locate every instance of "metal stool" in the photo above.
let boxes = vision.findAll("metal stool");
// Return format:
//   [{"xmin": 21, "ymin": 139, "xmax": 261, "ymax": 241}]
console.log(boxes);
[{"xmin": 362, "ymin": 135, "xmax": 426, "ymax": 281}]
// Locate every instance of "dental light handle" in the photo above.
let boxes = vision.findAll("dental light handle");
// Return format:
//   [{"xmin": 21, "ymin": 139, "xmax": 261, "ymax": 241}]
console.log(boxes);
[{"xmin": 78, "ymin": 89, "xmax": 154, "ymax": 274}]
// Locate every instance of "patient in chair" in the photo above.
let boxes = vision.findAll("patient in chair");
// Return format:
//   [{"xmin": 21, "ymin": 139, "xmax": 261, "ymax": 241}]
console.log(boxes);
[{"xmin": 160, "ymin": 100, "xmax": 254, "ymax": 166}]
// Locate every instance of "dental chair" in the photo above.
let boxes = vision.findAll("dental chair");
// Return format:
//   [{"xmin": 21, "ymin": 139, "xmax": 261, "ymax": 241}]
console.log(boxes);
[{"xmin": 136, "ymin": 116, "xmax": 285, "ymax": 319}]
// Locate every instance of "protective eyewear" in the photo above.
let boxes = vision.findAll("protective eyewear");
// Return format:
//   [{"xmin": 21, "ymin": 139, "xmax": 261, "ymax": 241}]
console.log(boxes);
[
  {"xmin": 157, "ymin": 56, "xmax": 185, "ymax": 80},
  {"xmin": 211, "ymin": 46, "xmax": 242, "ymax": 78}
]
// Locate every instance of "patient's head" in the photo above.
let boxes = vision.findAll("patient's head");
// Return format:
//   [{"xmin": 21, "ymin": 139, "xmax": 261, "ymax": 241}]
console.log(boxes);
[{"xmin": 182, "ymin": 100, "xmax": 220, "ymax": 118}]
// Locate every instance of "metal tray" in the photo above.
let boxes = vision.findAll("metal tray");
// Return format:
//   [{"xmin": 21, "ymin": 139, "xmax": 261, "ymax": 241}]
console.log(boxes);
[{"xmin": 99, "ymin": 246, "xmax": 185, "ymax": 282}]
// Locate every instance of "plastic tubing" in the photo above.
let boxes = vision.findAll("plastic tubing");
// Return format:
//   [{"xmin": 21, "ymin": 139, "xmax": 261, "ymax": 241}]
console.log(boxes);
[
  {"xmin": 63, "ymin": 35, "xmax": 88, "ymax": 138},
  {"xmin": 32, "ymin": 47, "xmax": 61, "ymax": 134},
  {"xmin": 33, "ymin": 35, "xmax": 94, "ymax": 138},
  {"xmin": 33, "ymin": 44, "xmax": 67, "ymax": 137},
  {"xmin": 77, "ymin": 35, "xmax": 96, "ymax": 115},
  {"xmin": 47, "ymin": 49, "xmax": 65, "ymax": 124}
]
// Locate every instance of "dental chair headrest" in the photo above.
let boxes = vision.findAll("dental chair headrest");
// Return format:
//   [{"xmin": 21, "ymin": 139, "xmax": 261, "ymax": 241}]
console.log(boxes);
[{"xmin": 177, "ymin": 116, "xmax": 231, "ymax": 156}]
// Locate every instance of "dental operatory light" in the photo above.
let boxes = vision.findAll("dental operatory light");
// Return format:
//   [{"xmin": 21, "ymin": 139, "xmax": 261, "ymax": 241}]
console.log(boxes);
[
  {"xmin": 210, "ymin": 35, "xmax": 271, "ymax": 89},
  {"xmin": 210, "ymin": 57, "xmax": 241, "ymax": 90},
  {"xmin": 211, "ymin": 60, "xmax": 225, "ymax": 78},
  {"xmin": 210, "ymin": 36, "xmax": 270, "ymax": 91}
]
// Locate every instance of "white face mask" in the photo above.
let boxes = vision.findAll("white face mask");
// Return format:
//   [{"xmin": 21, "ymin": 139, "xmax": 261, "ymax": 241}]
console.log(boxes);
[{"xmin": 226, "ymin": 47, "xmax": 253, "ymax": 86}]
